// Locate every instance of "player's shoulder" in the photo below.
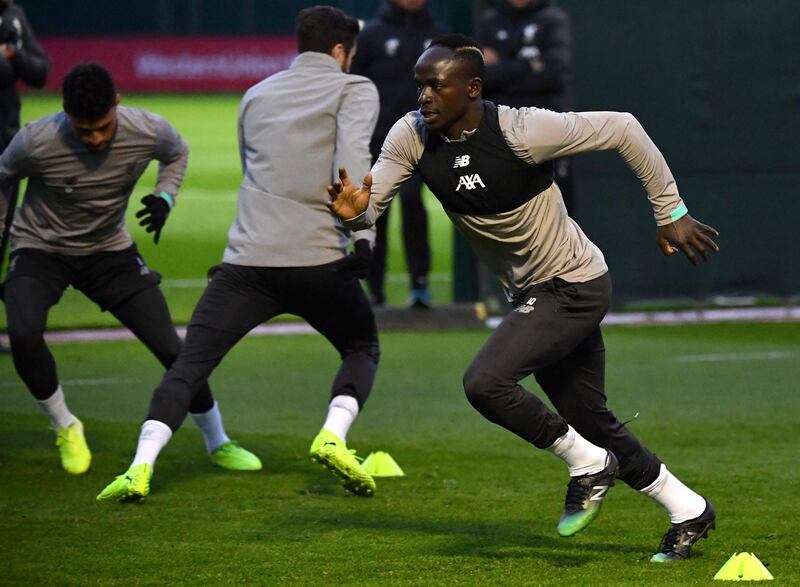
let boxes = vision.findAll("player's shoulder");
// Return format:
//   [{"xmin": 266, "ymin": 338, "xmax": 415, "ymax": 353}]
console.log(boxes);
[
  {"xmin": 18, "ymin": 112, "xmax": 61, "ymax": 146},
  {"xmin": 391, "ymin": 110, "xmax": 427, "ymax": 143},
  {"xmin": 116, "ymin": 106, "xmax": 179, "ymax": 141},
  {"xmin": 344, "ymin": 73, "xmax": 379, "ymax": 99},
  {"xmin": 537, "ymin": 4, "xmax": 570, "ymax": 26}
]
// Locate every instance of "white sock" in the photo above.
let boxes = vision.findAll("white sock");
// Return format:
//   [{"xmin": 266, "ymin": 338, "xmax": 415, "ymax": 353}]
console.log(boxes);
[
  {"xmin": 36, "ymin": 385, "xmax": 77, "ymax": 430},
  {"xmin": 322, "ymin": 395, "xmax": 360, "ymax": 441},
  {"xmin": 546, "ymin": 425, "xmax": 609, "ymax": 476},
  {"xmin": 190, "ymin": 402, "xmax": 231, "ymax": 453},
  {"xmin": 640, "ymin": 464, "xmax": 707, "ymax": 523},
  {"xmin": 131, "ymin": 420, "xmax": 173, "ymax": 469}
]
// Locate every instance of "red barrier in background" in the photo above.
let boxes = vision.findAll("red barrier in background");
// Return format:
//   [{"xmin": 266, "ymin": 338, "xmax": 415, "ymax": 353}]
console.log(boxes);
[{"xmin": 39, "ymin": 36, "xmax": 297, "ymax": 92}]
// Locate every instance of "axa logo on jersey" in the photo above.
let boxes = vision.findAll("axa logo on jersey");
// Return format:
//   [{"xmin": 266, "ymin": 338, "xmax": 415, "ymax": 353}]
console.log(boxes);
[
  {"xmin": 456, "ymin": 173, "xmax": 485, "ymax": 191},
  {"xmin": 453, "ymin": 155, "xmax": 470, "ymax": 168}
]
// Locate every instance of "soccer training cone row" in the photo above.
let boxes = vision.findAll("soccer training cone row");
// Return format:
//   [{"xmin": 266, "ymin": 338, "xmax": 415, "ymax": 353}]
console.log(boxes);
[
  {"xmin": 362, "ymin": 451, "xmax": 405, "ymax": 477},
  {"xmin": 713, "ymin": 553, "xmax": 773, "ymax": 581}
]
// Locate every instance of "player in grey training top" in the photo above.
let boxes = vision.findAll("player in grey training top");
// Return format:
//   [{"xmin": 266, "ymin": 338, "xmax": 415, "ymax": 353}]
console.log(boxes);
[
  {"xmin": 98, "ymin": 7, "xmax": 382, "ymax": 504},
  {"xmin": 0, "ymin": 63, "xmax": 261, "ymax": 477},
  {"xmin": 328, "ymin": 35, "xmax": 719, "ymax": 562}
]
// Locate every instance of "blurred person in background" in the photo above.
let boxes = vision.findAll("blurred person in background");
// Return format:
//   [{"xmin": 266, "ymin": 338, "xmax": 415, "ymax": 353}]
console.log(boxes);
[
  {"xmin": 0, "ymin": 0, "xmax": 49, "ymax": 353},
  {"xmin": 0, "ymin": 63, "xmax": 261, "ymax": 476},
  {"xmin": 98, "ymin": 6, "xmax": 382, "ymax": 503},
  {"xmin": 350, "ymin": 0, "xmax": 442, "ymax": 308},
  {"xmin": 477, "ymin": 0, "xmax": 576, "ymax": 214}
]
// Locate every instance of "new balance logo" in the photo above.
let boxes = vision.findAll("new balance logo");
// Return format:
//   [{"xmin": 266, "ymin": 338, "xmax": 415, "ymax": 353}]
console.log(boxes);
[
  {"xmin": 589, "ymin": 486, "xmax": 609, "ymax": 502},
  {"xmin": 455, "ymin": 173, "xmax": 485, "ymax": 191},
  {"xmin": 516, "ymin": 297, "xmax": 536, "ymax": 314},
  {"xmin": 453, "ymin": 155, "xmax": 470, "ymax": 168}
]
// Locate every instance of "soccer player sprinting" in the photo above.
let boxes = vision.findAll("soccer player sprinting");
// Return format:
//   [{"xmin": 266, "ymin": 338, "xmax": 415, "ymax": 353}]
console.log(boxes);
[
  {"xmin": 0, "ymin": 63, "xmax": 261, "ymax": 476},
  {"xmin": 327, "ymin": 35, "xmax": 719, "ymax": 562},
  {"xmin": 98, "ymin": 6, "xmax": 381, "ymax": 502}
]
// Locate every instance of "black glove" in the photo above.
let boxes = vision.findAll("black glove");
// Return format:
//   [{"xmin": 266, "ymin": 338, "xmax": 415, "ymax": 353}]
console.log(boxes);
[
  {"xmin": 135, "ymin": 194, "xmax": 171, "ymax": 244},
  {"xmin": 342, "ymin": 239, "xmax": 373, "ymax": 279}
]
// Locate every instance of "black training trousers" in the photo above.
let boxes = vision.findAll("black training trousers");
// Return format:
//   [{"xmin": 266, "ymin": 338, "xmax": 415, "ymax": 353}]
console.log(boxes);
[
  {"xmin": 147, "ymin": 260, "xmax": 381, "ymax": 432},
  {"xmin": 3, "ymin": 247, "xmax": 214, "ymax": 413},
  {"xmin": 463, "ymin": 273, "xmax": 661, "ymax": 490},
  {"xmin": 366, "ymin": 173, "xmax": 431, "ymax": 302}
]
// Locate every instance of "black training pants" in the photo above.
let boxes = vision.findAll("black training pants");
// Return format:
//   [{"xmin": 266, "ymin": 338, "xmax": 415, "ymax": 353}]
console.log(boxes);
[
  {"xmin": 3, "ymin": 247, "xmax": 214, "ymax": 413},
  {"xmin": 463, "ymin": 273, "xmax": 661, "ymax": 490},
  {"xmin": 147, "ymin": 260, "xmax": 381, "ymax": 432}
]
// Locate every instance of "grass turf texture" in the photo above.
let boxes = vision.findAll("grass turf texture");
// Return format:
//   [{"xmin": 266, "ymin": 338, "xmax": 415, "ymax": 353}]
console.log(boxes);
[
  {"xmin": 1, "ymin": 94, "xmax": 453, "ymax": 330},
  {"xmin": 1, "ymin": 323, "xmax": 798, "ymax": 585}
]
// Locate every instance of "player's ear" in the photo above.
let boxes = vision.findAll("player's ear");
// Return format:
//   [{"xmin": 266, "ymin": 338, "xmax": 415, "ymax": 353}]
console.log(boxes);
[{"xmin": 467, "ymin": 77, "xmax": 482, "ymax": 99}]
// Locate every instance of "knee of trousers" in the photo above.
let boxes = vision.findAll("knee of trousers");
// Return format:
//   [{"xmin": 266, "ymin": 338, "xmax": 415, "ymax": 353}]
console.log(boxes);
[
  {"xmin": 342, "ymin": 341, "xmax": 381, "ymax": 365},
  {"xmin": 7, "ymin": 322, "xmax": 45, "ymax": 354},
  {"xmin": 462, "ymin": 363, "xmax": 513, "ymax": 414}
]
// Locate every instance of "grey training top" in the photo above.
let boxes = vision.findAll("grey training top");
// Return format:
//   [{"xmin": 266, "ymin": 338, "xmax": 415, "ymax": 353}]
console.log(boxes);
[
  {"xmin": 0, "ymin": 106, "xmax": 188, "ymax": 254},
  {"xmin": 343, "ymin": 105, "xmax": 687, "ymax": 301},
  {"xmin": 223, "ymin": 51, "xmax": 378, "ymax": 267}
]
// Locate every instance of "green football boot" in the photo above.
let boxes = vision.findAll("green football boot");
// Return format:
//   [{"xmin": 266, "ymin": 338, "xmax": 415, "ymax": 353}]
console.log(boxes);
[
  {"xmin": 309, "ymin": 429, "xmax": 375, "ymax": 497},
  {"xmin": 650, "ymin": 500, "xmax": 716, "ymax": 562},
  {"xmin": 557, "ymin": 451, "xmax": 618, "ymax": 537},
  {"xmin": 56, "ymin": 419, "xmax": 91, "ymax": 475},
  {"xmin": 96, "ymin": 463, "xmax": 152, "ymax": 503},
  {"xmin": 210, "ymin": 440, "xmax": 263, "ymax": 471}
]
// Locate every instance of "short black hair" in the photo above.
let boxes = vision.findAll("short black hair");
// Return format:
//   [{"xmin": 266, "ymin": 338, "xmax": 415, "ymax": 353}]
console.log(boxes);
[
  {"xmin": 427, "ymin": 34, "xmax": 485, "ymax": 80},
  {"xmin": 296, "ymin": 5, "xmax": 360, "ymax": 56},
  {"xmin": 62, "ymin": 63, "xmax": 117, "ymax": 122}
]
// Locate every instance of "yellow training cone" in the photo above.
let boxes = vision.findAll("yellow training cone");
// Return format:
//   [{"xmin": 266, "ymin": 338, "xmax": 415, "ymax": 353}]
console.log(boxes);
[
  {"xmin": 362, "ymin": 451, "xmax": 405, "ymax": 477},
  {"xmin": 714, "ymin": 552, "xmax": 773, "ymax": 581}
]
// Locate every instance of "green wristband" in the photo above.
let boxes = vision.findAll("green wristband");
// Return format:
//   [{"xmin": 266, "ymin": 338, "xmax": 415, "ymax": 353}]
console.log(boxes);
[
  {"xmin": 669, "ymin": 203, "xmax": 688, "ymax": 222},
  {"xmin": 158, "ymin": 191, "xmax": 175, "ymax": 210}
]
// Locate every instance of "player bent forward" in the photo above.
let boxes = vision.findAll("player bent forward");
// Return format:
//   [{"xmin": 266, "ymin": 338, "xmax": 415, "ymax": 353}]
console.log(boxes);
[
  {"xmin": 0, "ymin": 63, "xmax": 261, "ymax": 476},
  {"xmin": 327, "ymin": 34, "xmax": 719, "ymax": 562},
  {"xmin": 98, "ymin": 6, "xmax": 382, "ymax": 502}
]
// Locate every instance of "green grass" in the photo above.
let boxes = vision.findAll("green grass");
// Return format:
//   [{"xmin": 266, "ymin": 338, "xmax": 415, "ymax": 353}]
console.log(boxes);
[
  {"xmin": 3, "ymin": 94, "xmax": 453, "ymax": 330},
  {"xmin": 1, "ymin": 322, "xmax": 799, "ymax": 585}
]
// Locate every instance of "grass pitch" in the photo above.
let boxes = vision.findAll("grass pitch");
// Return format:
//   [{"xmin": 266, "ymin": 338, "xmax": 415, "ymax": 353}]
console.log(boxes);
[{"xmin": 1, "ymin": 322, "xmax": 798, "ymax": 585}]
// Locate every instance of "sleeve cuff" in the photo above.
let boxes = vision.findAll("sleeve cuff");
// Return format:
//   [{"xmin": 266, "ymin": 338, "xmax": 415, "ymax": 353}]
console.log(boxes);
[
  {"xmin": 158, "ymin": 191, "xmax": 175, "ymax": 210},
  {"xmin": 669, "ymin": 203, "xmax": 688, "ymax": 222}
]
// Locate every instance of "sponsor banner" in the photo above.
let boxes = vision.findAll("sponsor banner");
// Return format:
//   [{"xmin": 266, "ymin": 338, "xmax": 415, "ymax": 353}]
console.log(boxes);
[{"xmin": 39, "ymin": 36, "xmax": 297, "ymax": 91}]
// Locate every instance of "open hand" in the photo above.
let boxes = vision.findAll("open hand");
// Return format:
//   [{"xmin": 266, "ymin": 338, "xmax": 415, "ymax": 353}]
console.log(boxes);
[
  {"xmin": 327, "ymin": 167, "xmax": 372, "ymax": 220},
  {"xmin": 656, "ymin": 213, "xmax": 719, "ymax": 265}
]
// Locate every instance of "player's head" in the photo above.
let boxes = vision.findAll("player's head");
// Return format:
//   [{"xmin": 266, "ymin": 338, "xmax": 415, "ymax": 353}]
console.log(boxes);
[
  {"xmin": 296, "ymin": 5, "xmax": 360, "ymax": 72},
  {"xmin": 415, "ymin": 34, "xmax": 484, "ymax": 135},
  {"xmin": 62, "ymin": 62, "xmax": 120, "ymax": 152}
]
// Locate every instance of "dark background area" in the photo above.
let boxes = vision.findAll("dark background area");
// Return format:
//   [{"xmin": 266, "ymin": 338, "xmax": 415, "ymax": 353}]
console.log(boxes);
[{"xmin": 21, "ymin": 0, "xmax": 800, "ymax": 305}]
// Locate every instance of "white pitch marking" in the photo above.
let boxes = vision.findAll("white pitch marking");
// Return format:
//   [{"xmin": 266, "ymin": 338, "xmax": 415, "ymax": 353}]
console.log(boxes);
[{"xmin": 675, "ymin": 351, "xmax": 798, "ymax": 363}]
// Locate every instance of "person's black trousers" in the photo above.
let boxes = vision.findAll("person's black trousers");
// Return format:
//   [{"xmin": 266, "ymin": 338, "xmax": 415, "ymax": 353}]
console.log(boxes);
[
  {"xmin": 3, "ymin": 247, "xmax": 214, "ymax": 414},
  {"xmin": 147, "ymin": 260, "xmax": 381, "ymax": 432},
  {"xmin": 463, "ymin": 273, "xmax": 661, "ymax": 490},
  {"xmin": 366, "ymin": 173, "xmax": 431, "ymax": 302}
]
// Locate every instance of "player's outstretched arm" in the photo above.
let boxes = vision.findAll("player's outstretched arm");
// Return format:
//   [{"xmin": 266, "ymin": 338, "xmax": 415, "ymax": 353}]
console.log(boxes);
[
  {"xmin": 327, "ymin": 167, "xmax": 372, "ymax": 220},
  {"xmin": 656, "ymin": 214, "xmax": 719, "ymax": 266}
]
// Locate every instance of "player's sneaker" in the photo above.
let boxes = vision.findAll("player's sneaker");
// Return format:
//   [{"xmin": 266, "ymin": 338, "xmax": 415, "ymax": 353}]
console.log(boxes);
[
  {"xmin": 210, "ymin": 440, "xmax": 262, "ymax": 471},
  {"xmin": 650, "ymin": 499, "xmax": 716, "ymax": 562},
  {"xmin": 309, "ymin": 429, "xmax": 375, "ymax": 497},
  {"xmin": 56, "ymin": 419, "xmax": 91, "ymax": 475},
  {"xmin": 96, "ymin": 463, "xmax": 152, "ymax": 503},
  {"xmin": 557, "ymin": 451, "xmax": 618, "ymax": 537}
]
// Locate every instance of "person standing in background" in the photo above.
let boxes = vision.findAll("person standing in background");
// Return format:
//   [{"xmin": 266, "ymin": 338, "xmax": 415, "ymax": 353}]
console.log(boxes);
[
  {"xmin": 0, "ymin": 0, "xmax": 49, "ymax": 354},
  {"xmin": 350, "ymin": 0, "xmax": 442, "ymax": 308},
  {"xmin": 477, "ymin": 0, "xmax": 576, "ymax": 214}
]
